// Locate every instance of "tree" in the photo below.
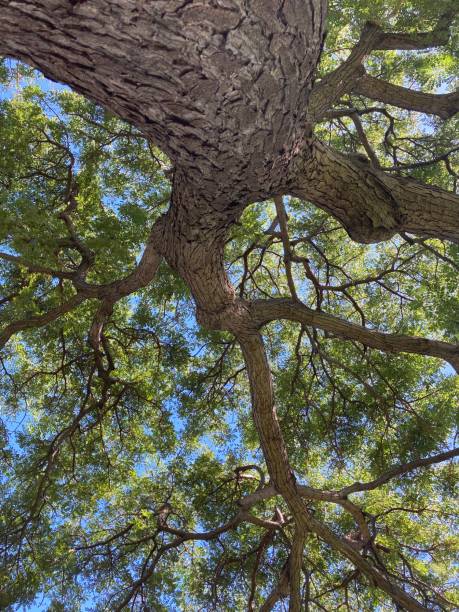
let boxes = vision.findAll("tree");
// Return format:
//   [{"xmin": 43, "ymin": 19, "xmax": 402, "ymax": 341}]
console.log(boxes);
[{"xmin": 0, "ymin": 0, "xmax": 458, "ymax": 609}]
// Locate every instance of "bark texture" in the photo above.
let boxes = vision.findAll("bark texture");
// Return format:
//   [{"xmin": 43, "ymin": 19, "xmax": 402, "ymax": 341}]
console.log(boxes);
[
  {"xmin": 1, "ymin": 1, "xmax": 458, "ymax": 241},
  {"xmin": 1, "ymin": 2, "xmax": 458, "ymax": 609},
  {"xmin": 295, "ymin": 140, "xmax": 459, "ymax": 243},
  {"xmin": 0, "ymin": 0, "xmax": 324, "ymax": 207},
  {"xmin": 252, "ymin": 298, "xmax": 459, "ymax": 372}
]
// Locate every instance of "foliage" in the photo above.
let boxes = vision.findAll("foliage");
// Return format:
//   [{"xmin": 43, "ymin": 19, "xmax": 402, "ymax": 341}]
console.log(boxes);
[{"xmin": 0, "ymin": 3, "xmax": 458, "ymax": 609}]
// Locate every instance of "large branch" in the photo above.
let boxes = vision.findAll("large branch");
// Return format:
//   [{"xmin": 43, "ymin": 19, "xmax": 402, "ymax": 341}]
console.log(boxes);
[
  {"xmin": 292, "ymin": 139, "xmax": 459, "ymax": 244},
  {"xmin": 308, "ymin": 9, "xmax": 458, "ymax": 122},
  {"xmin": 260, "ymin": 565, "xmax": 289, "ymax": 612},
  {"xmin": 237, "ymin": 330, "xmax": 428, "ymax": 611},
  {"xmin": 251, "ymin": 297, "xmax": 459, "ymax": 372},
  {"xmin": 352, "ymin": 73, "xmax": 459, "ymax": 119},
  {"xmin": 242, "ymin": 448, "xmax": 459, "ymax": 508},
  {"xmin": 307, "ymin": 21, "xmax": 382, "ymax": 121},
  {"xmin": 289, "ymin": 527, "xmax": 306, "ymax": 612},
  {"xmin": 340, "ymin": 447, "xmax": 459, "ymax": 496}
]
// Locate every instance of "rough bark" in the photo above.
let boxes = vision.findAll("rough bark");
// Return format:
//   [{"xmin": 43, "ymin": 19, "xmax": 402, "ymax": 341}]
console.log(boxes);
[
  {"xmin": 251, "ymin": 298, "xmax": 459, "ymax": 372},
  {"xmin": 293, "ymin": 139, "xmax": 459, "ymax": 244},
  {"xmin": 289, "ymin": 527, "xmax": 307, "ymax": 612},
  {"xmin": 0, "ymin": 0, "xmax": 325, "ymax": 208},
  {"xmin": 1, "ymin": 2, "xmax": 458, "ymax": 608},
  {"xmin": 307, "ymin": 21, "xmax": 383, "ymax": 122},
  {"xmin": 1, "ymin": 1, "xmax": 458, "ymax": 242}
]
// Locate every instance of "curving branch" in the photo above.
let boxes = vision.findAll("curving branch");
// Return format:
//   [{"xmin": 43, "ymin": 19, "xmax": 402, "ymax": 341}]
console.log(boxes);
[
  {"xmin": 308, "ymin": 9, "xmax": 458, "ymax": 122},
  {"xmin": 0, "ymin": 225, "xmax": 162, "ymax": 350},
  {"xmin": 384, "ymin": 146, "xmax": 459, "ymax": 172},
  {"xmin": 340, "ymin": 447, "xmax": 459, "ymax": 496},
  {"xmin": 0, "ymin": 293, "xmax": 87, "ymax": 350},
  {"xmin": 247, "ymin": 520, "xmax": 279, "ymax": 611},
  {"xmin": 252, "ymin": 298, "xmax": 459, "ymax": 372},
  {"xmin": 112, "ymin": 504, "xmax": 286, "ymax": 611},
  {"xmin": 260, "ymin": 563, "xmax": 290, "ymax": 612},
  {"xmin": 293, "ymin": 139, "xmax": 459, "ymax": 244},
  {"xmin": 308, "ymin": 21, "xmax": 382, "ymax": 122},
  {"xmin": 0, "ymin": 252, "xmax": 78, "ymax": 281}
]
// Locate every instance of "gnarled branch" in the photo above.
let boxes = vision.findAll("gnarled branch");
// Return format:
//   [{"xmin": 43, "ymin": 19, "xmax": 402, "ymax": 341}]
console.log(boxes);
[{"xmin": 293, "ymin": 139, "xmax": 459, "ymax": 244}]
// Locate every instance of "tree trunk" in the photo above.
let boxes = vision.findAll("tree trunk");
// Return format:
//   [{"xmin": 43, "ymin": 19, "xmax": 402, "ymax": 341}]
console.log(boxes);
[
  {"xmin": 1, "ymin": 1, "xmax": 458, "ymax": 242},
  {"xmin": 1, "ymin": 2, "xmax": 458, "ymax": 609},
  {"xmin": 0, "ymin": 0, "xmax": 325, "ymax": 206}
]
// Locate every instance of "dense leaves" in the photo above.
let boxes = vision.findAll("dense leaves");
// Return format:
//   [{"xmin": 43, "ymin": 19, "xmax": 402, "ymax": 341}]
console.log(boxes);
[{"xmin": 0, "ymin": 2, "xmax": 458, "ymax": 609}]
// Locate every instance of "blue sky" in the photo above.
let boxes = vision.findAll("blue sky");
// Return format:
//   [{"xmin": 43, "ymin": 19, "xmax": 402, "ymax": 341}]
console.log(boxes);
[{"xmin": 1, "ymin": 50, "xmax": 458, "ymax": 611}]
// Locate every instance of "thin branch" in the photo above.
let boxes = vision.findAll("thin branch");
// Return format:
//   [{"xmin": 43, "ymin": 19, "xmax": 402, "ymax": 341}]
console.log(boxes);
[
  {"xmin": 340, "ymin": 447, "xmax": 459, "ymax": 496},
  {"xmin": 274, "ymin": 197, "xmax": 299, "ymax": 300},
  {"xmin": 383, "ymin": 145, "xmax": 459, "ymax": 172},
  {"xmin": 373, "ymin": 8, "xmax": 458, "ymax": 50},
  {"xmin": 0, "ymin": 293, "xmax": 86, "ymax": 349},
  {"xmin": 349, "ymin": 112, "xmax": 381, "ymax": 168}
]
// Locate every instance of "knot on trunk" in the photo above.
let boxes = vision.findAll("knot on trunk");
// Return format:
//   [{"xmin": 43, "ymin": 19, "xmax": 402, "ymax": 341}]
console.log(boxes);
[{"xmin": 196, "ymin": 298, "xmax": 255, "ymax": 335}]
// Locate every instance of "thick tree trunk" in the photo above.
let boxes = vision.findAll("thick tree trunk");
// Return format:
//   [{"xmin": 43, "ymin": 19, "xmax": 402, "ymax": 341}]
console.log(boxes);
[
  {"xmin": 0, "ymin": 0, "xmax": 324, "ymax": 206},
  {"xmin": 2, "ymin": 1, "xmax": 459, "ymax": 242},
  {"xmin": 0, "ymin": 0, "xmax": 459, "ymax": 242},
  {"xmin": 1, "ymin": 3, "xmax": 458, "ymax": 609}
]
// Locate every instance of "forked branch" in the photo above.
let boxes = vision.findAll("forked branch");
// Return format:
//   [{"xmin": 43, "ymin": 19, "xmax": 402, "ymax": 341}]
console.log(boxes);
[
  {"xmin": 237, "ymin": 330, "xmax": 428, "ymax": 610},
  {"xmin": 308, "ymin": 9, "xmax": 458, "ymax": 122}
]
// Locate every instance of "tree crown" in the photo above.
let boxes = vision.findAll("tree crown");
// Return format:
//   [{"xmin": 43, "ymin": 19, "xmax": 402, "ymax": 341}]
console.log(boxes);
[{"xmin": 0, "ymin": 1, "xmax": 458, "ymax": 610}]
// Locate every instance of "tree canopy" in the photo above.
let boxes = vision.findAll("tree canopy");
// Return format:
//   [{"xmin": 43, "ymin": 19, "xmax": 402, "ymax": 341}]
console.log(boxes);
[{"xmin": 0, "ymin": 1, "xmax": 458, "ymax": 610}]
